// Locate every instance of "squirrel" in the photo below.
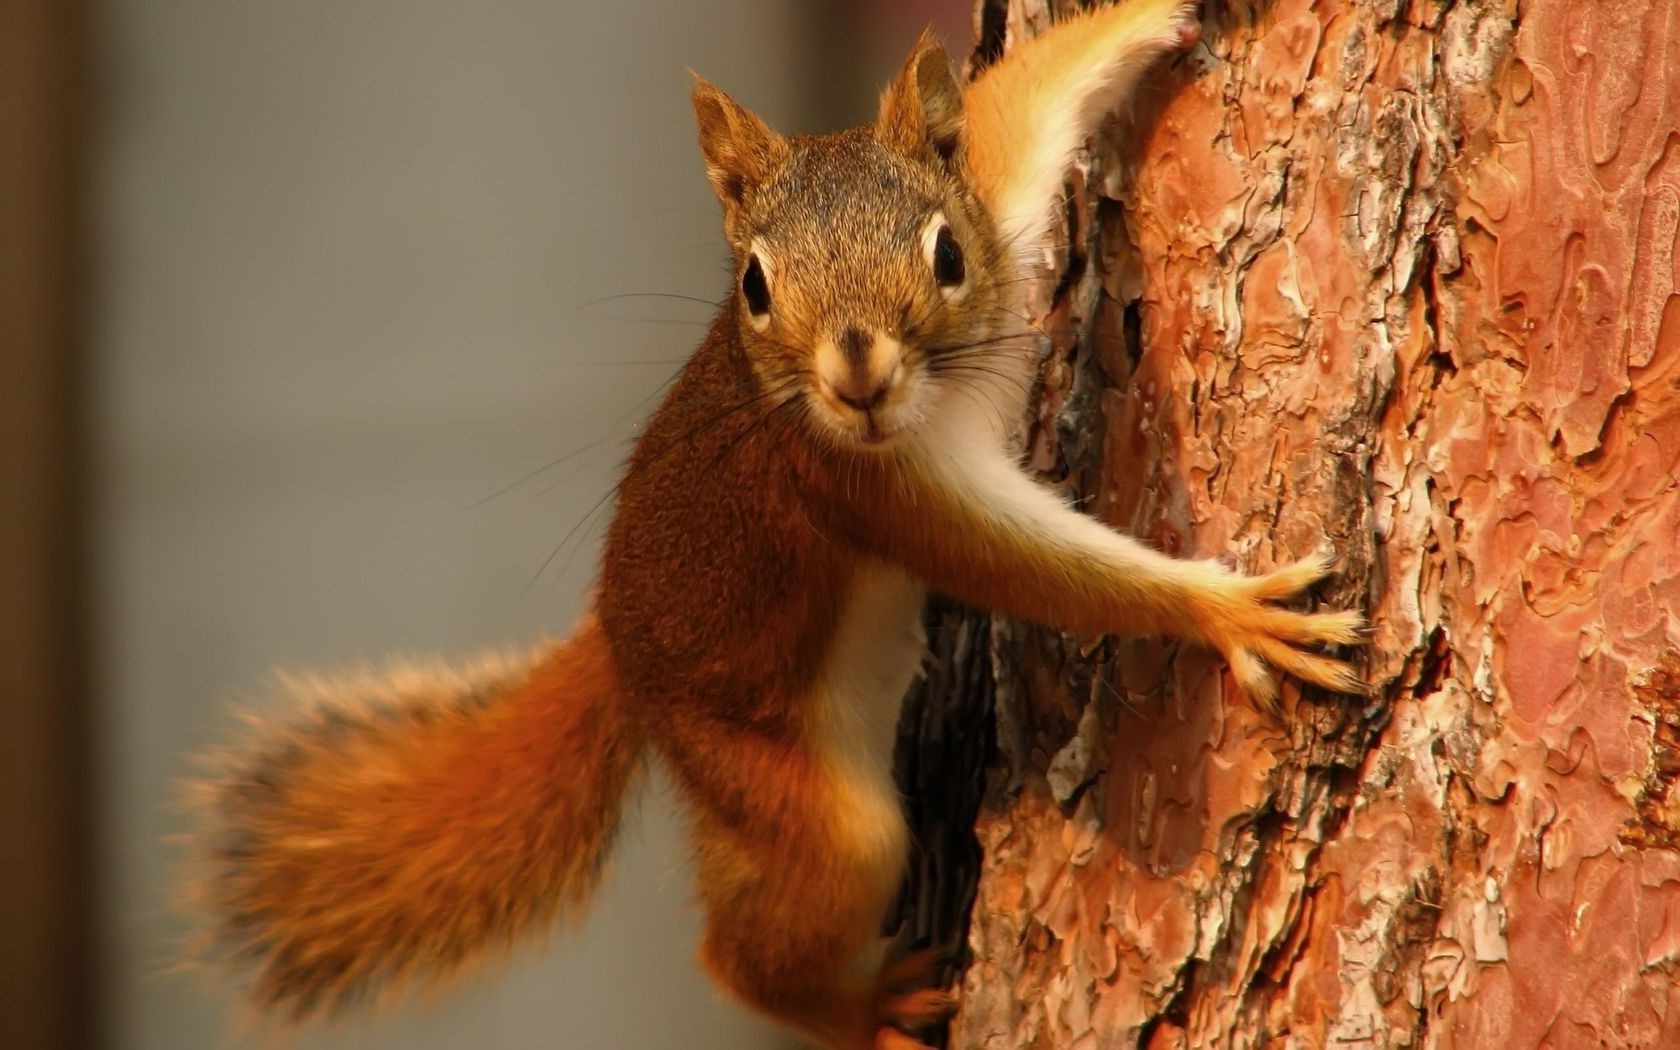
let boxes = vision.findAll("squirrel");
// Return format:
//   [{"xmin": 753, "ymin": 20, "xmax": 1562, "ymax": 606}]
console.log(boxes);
[{"xmin": 186, "ymin": 2, "xmax": 1364, "ymax": 1048}]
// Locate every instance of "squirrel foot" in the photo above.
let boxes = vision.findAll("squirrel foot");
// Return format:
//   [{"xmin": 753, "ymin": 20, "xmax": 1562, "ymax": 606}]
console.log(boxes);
[
  {"xmin": 870, "ymin": 946, "xmax": 958, "ymax": 1047},
  {"xmin": 880, "ymin": 986, "xmax": 958, "ymax": 1030}
]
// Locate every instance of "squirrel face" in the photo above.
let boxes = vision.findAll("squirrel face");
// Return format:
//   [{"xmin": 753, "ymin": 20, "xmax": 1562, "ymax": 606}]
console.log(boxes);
[{"xmin": 692, "ymin": 36, "xmax": 1009, "ymax": 451}]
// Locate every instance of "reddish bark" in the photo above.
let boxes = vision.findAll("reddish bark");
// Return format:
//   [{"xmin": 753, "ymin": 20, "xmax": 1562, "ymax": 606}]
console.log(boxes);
[{"xmin": 900, "ymin": 1, "xmax": 1680, "ymax": 1045}]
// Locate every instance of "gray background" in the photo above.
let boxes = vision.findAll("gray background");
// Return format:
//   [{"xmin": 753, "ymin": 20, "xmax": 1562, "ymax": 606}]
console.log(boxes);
[{"xmin": 88, "ymin": 2, "xmax": 968, "ymax": 1047}]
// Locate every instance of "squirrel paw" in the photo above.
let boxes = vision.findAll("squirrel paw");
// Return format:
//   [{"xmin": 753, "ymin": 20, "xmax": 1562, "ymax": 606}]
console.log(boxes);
[
  {"xmin": 1199, "ymin": 552, "xmax": 1367, "ymax": 709},
  {"xmin": 880, "ymin": 987, "xmax": 958, "ymax": 1030},
  {"xmin": 871, "ymin": 947, "xmax": 958, "ymax": 1046}
]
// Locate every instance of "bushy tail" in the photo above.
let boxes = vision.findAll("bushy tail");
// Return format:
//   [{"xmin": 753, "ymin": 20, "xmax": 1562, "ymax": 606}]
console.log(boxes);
[
  {"xmin": 963, "ymin": 0, "xmax": 1202, "ymax": 259},
  {"xmin": 185, "ymin": 614, "xmax": 642, "ymax": 1022}
]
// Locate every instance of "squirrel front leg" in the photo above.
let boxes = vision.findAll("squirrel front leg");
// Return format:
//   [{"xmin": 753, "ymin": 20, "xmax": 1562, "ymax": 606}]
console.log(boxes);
[{"xmin": 852, "ymin": 440, "xmax": 1363, "ymax": 706}]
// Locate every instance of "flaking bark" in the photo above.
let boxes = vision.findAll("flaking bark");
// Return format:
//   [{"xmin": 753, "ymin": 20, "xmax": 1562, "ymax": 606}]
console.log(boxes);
[{"xmin": 893, "ymin": 0, "xmax": 1680, "ymax": 1045}]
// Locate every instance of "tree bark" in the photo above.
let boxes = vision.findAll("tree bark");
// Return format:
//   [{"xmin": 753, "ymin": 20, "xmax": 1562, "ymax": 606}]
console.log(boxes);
[{"xmin": 893, "ymin": 0, "xmax": 1680, "ymax": 1045}]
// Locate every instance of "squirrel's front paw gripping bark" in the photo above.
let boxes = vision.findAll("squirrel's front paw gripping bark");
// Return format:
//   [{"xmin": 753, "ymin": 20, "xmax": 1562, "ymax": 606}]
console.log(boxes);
[
  {"xmin": 1186, "ymin": 553, "xmax": 1367, "ymax": 709},
  {"xmin": 187, "ymin": 2, "xmax": 1362, "ymax": 1048}
]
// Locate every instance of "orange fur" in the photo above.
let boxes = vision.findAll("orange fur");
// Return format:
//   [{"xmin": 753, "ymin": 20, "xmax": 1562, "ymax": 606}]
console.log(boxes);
[
  {"xmin": 598, "ymin": 329, "xmax": 934, "ymax": 1047},
  {"xmin": 830, "ymin": 455, "xmax": 1365, "ymax": 707},
  {"xmin": 188, "ymin": 617, "xmax": 640, "ymax": 1020}
]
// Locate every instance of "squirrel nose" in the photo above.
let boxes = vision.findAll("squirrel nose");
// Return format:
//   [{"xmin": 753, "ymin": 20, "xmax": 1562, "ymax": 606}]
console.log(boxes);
[
  {"xmin": 834, "ymin": 378, "xmax": 890, "ymax": 412},
  {"xmin": 818, "ymin": 328, "xmax": 902, "ymax": 415}
]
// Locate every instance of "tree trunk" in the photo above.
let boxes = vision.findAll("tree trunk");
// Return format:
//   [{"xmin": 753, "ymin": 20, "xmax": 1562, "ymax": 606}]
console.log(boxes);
[{"xmin": 892, "ymin": 0, "xmax": 1680, "ymax": 1045}]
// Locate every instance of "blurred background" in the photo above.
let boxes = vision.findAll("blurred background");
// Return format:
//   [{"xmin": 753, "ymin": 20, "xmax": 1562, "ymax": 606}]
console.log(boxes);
[{"xmin": 2, "ymin": 1, "xmax": 969, "ymax": 1048}]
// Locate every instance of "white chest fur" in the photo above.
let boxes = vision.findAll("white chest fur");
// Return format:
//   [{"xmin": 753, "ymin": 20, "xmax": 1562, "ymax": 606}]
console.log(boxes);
[{"xmin": 807, "ymin": 560, "xmax": 927, "ymax": 868}]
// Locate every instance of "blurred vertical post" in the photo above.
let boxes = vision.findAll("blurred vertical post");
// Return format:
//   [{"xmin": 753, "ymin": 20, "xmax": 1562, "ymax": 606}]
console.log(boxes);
[{"xmin": 0, "ymin": 1, "xmax": 92, "ymax": 1048}]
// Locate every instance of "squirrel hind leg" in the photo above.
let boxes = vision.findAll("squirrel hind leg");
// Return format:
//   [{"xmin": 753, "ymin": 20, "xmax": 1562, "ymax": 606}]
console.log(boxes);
[
  {"xmin": 684, "ymin": 745, "xmax": 938, "ymax": 1049},
  {"xmin": 696, "ymin": 879, "xmax": 955, "ymax": 1050},
  {"xmin": 875, "ymin": 945, "xmax": 959, "ymax": 1031},
  {"xmin": 877, "ymin": 988, "xmax": 958, "ymax": 1038}
]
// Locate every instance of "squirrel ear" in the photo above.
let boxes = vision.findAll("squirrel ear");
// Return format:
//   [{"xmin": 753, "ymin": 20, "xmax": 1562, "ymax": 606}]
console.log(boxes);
[
  {"xmin": 691, "ymin": 75, "xmax": 785, "ymax": 212},
  {"xmin": 876, "ymin": 29, "xmax": 964, "ymax": 163}
]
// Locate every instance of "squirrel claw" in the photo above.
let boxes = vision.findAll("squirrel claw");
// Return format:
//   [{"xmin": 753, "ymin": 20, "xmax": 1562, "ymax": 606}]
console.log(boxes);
[
  {"xmin": 881, "ymin": 987, "xmax": 958, "ymax": 1030},
  {"xmin": 871, "ymin": 943, "xmax": 959, "ymax": 1041},
  {"xmin": 1213, "ymin": 555, "xmax": 1367, "ymax": 707}
]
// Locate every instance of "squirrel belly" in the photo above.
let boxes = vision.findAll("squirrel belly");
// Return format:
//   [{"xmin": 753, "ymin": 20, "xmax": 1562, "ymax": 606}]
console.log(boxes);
[{"xmin": 804, "ymin": 560, "xmax": 927, "ymax": 874}]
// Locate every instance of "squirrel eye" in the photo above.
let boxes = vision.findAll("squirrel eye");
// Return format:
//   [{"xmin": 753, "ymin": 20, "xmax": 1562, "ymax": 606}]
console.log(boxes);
[
  {"xmin": 741, "ymin": 255, "xmax": 771, "ymax": 317},
  {"xmin": 932, "ymin": 225, "xmax": 965, "ymax": 288}
]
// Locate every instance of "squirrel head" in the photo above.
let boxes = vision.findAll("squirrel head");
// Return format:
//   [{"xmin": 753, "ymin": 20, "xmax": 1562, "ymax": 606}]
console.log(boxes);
[{"xmin": 691, "ymin": 32, "xmax": 1013, "ymax": 450}]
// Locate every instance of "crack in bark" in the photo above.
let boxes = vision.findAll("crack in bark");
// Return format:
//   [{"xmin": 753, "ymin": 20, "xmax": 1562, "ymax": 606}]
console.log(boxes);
[{"xmin": 1620, "ymin": 651, "xmax": 1680, "ymax": 851}]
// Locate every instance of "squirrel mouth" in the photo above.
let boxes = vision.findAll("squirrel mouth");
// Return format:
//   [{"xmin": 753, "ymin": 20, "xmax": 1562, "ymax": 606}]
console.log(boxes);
[
  {"xmin": 812, "ymin": 387, "xmax": 901, "ymax": 447},
  {"xmin": 855, "ymin": 408, "xmax": 905, "ymax": 446}
]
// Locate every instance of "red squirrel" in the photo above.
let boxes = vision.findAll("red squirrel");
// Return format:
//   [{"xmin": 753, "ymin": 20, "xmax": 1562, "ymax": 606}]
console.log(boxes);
[{"xmin": 187, "ymin": 2, "xmax": 1363, "ymax": 1047}]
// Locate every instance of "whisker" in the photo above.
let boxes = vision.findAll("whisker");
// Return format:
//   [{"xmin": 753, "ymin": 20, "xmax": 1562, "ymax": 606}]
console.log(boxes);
[
  {"xmin": 525, "ymin": 373, "xmax": 808, "ymax": 590},
  {"xmin": 466, "ymin": 356, "xmax": 697, "ymax": 508},
  {"xmin": 526, "ymin": 483, "xmax": 618, "ymax": 593},
  {"xmin": 573, "ymin": 291, "xmax": 727, "ymax": 312}
]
